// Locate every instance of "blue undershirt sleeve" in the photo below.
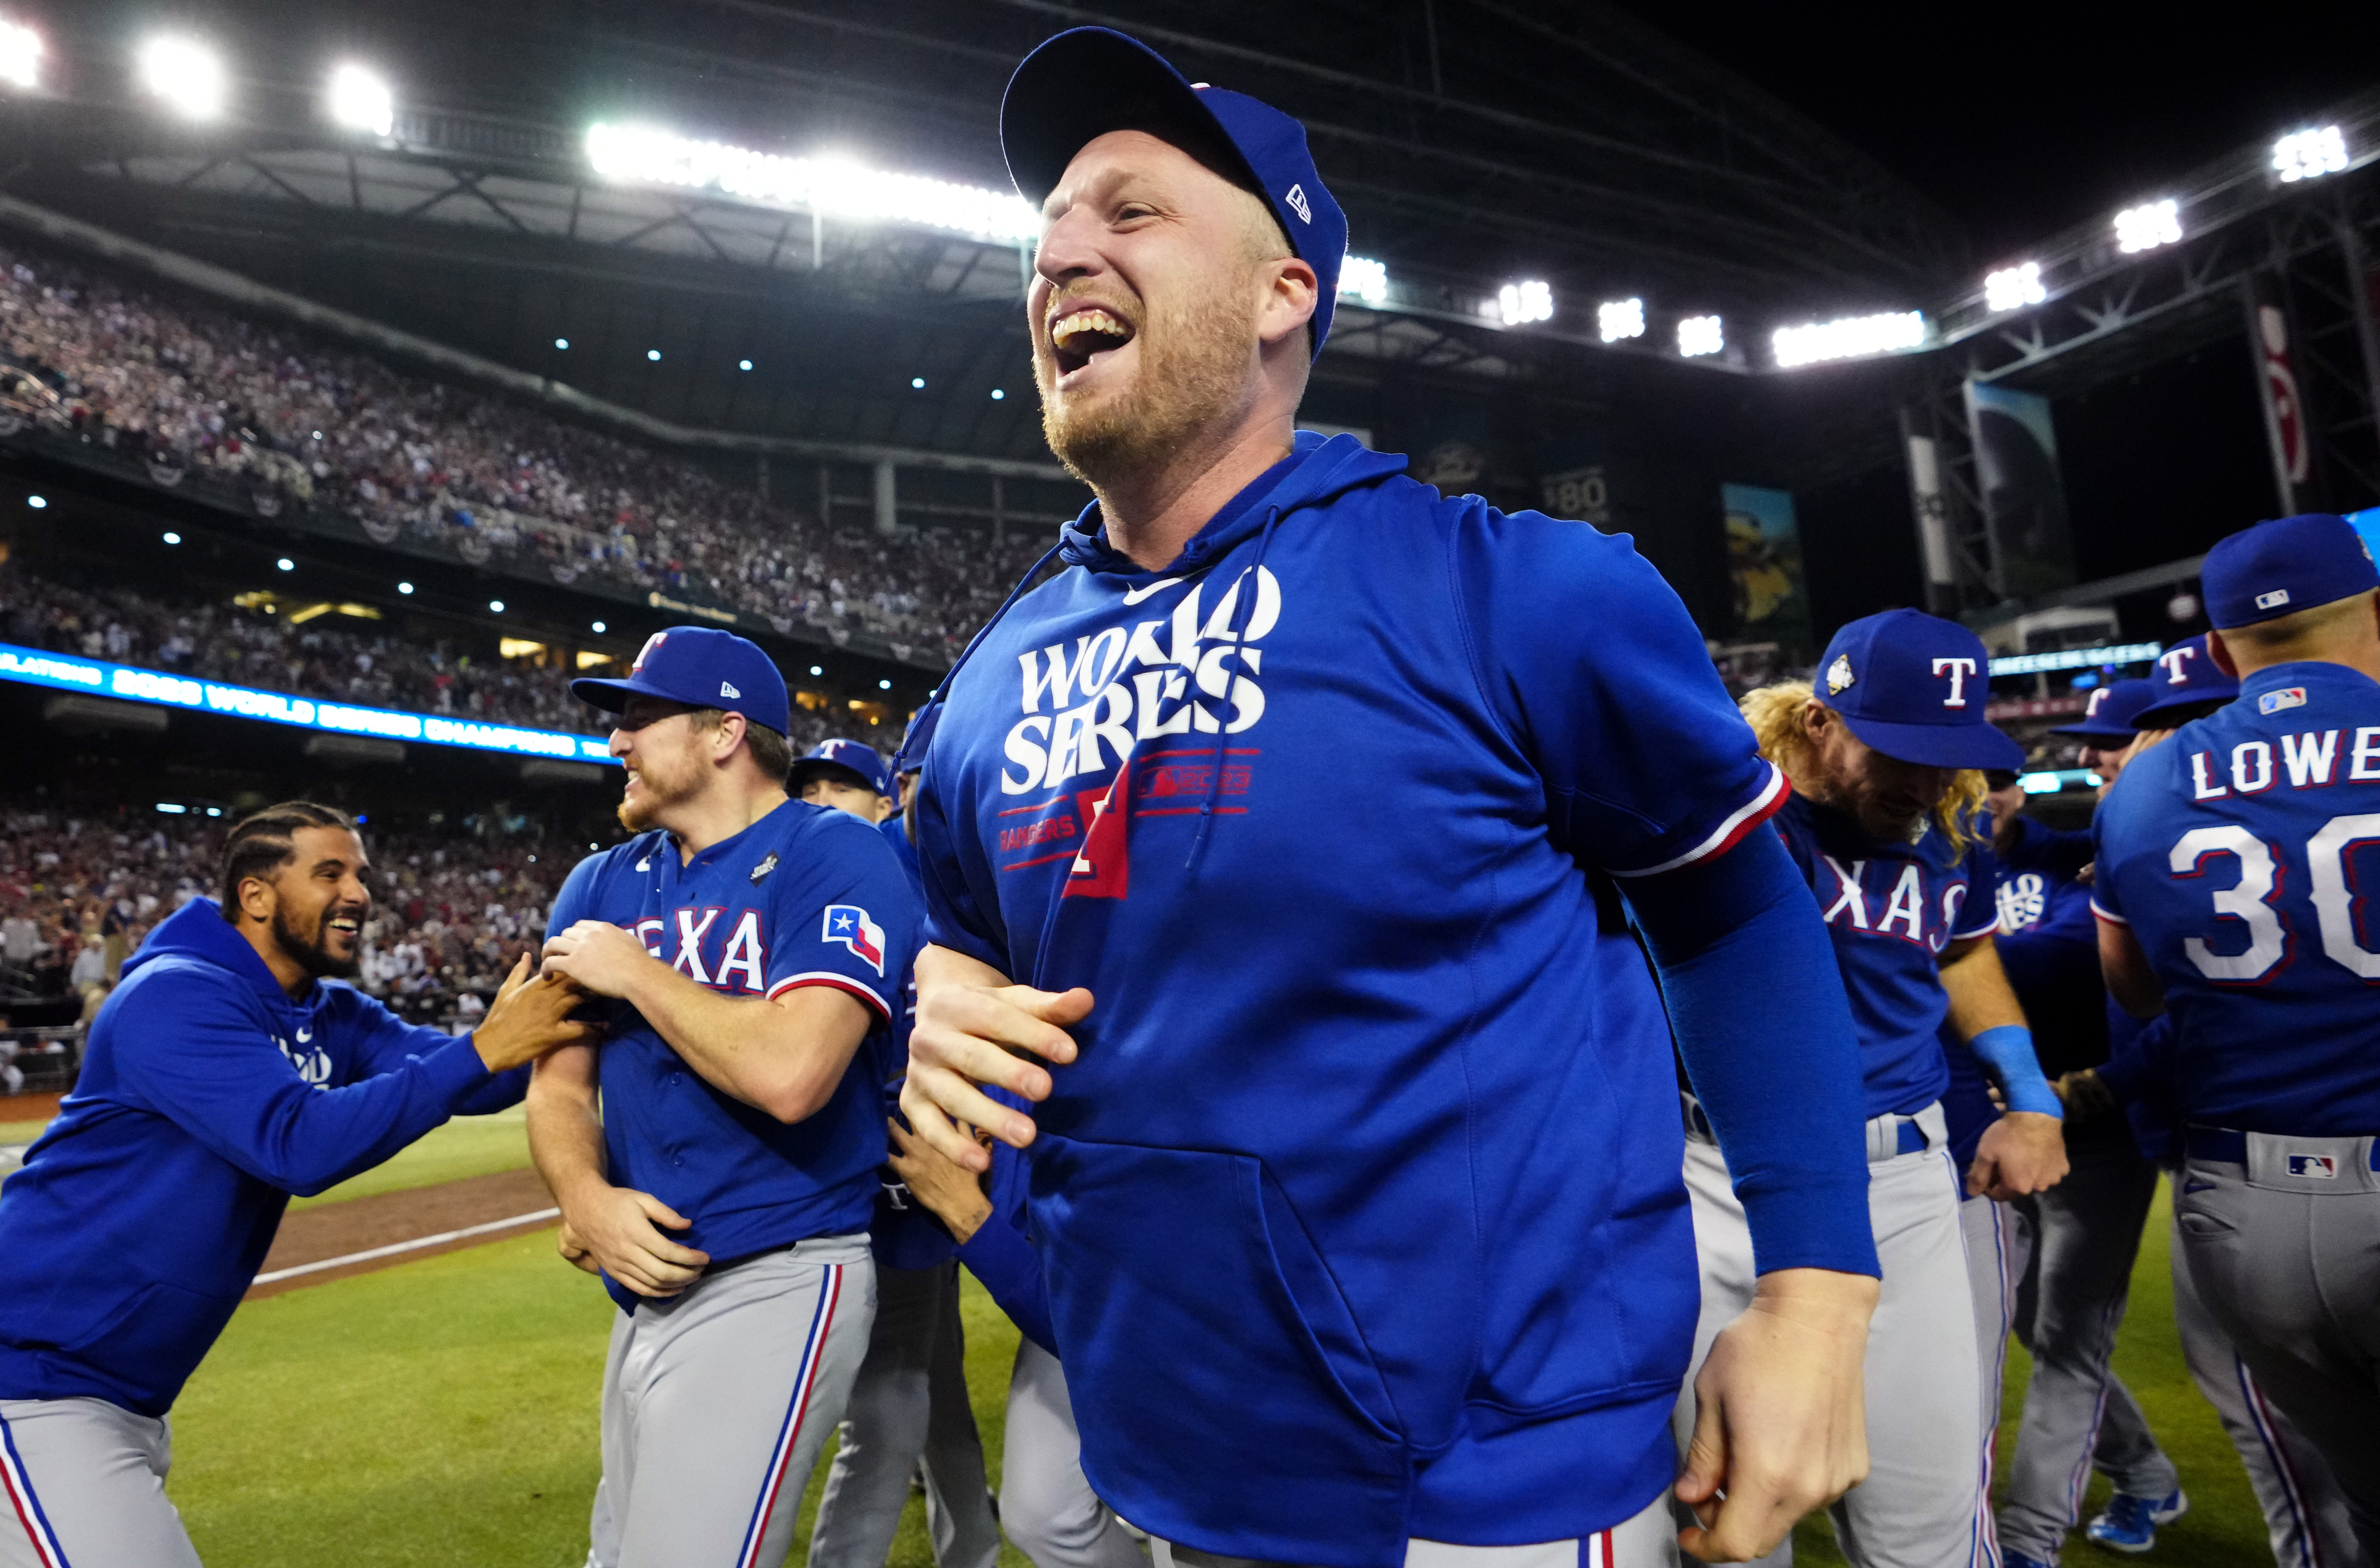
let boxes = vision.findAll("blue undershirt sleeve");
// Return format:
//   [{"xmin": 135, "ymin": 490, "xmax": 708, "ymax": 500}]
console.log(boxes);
[
  {"xmin": 956, "ymin": 1214, "xmax": 1055, "ymax": 1355},
  {"xmin": 1624, "ymin": 825, "xmax": 1880, "ymax": 1278}
]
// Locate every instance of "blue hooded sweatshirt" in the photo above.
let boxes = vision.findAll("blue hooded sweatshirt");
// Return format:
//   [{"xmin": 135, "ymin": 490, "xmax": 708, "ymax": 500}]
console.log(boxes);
[
  {"xmin": 0, "ymin": 897, "xmax": 519, "ymax": 1416},
  {"xmin": 914, "ymin": 432, "xmax": 1871, "ymax": 1563}
]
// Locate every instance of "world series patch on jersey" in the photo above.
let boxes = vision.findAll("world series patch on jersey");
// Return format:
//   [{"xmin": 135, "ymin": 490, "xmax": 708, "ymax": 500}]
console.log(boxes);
[
  {"xmin": 545, "ymin": 799, "xmax": 922, "ymax": 1300},
  {"xmin": 2093, "ymin": 660, "xmax": 2380, "ymax": 1135}
]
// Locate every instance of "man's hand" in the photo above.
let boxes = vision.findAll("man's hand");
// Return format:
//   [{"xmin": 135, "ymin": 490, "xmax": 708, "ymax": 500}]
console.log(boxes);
[
  {"xmin": 1677, "ymin": 1267, "xmax": 1877, "ymax": 1562},
  {"xmin": 559, "ymin": 1184, "xmax": 710, "ymax": 1298},
  {"xmin": 2055, "ymin": 1069, "xmax": 2115, "ymax": 1123},
  {"xmin": 471, "ymin": 954, "xmax": 598, "ymax": 1073},
  {"xmin": 555, "ymin": 1218, "xmax": 603, "ymax": 1277},
  {"xmin": 887, "ymin": 1117, "xmax": 995, "ymax": 1243},
  {"xmin": 904, "ymin": 944, "xmax": 1093, "ymax": 1171},
  {"xmin": 1967, "ymin": 1111, "xmax": 2068, "ymax": 1200},
  {"xmin": 541, "ymin": 920, "xmax": 661, "ymax": 1000}
]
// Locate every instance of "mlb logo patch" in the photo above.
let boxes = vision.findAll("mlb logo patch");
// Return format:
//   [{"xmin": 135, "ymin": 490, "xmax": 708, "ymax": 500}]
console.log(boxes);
[
  {"xmin": 2286, "ymin": 1153, "xmax": 2338, "ymax": 1179},
  {"xmin": 2255, "ymin": 588, "xmax": 2292, "ymax": 610},
  {"xmin": 2258, "ymin": 687, "xmax": 2307, "ymax": 714},
  {"xmin": 822, "ymin": 904, "xmax": 886, "ymax": 976}
]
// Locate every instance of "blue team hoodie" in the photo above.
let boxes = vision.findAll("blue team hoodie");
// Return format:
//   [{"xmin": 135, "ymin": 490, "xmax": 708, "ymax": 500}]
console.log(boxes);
[
  {"xmin": 916, "ymin": 432, "xmax": 1821, "ymax": 1563},
  {"xmin": 0, "ymin": 898, "xmax": 517, "ymax": 1415}
]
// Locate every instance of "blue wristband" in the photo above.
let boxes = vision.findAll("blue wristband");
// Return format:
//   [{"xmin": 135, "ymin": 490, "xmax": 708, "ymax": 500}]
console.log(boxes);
[{"xmin": 1968, "ymin": 1024, "xmax": 2063, "ymax": 1119}]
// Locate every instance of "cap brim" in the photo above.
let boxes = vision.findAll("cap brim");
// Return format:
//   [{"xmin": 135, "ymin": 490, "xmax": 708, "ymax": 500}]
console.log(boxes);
[
  {"xmin": 569, "ymin": 674, "xmax": 661, "ymax": 712},
  {"xmin": 789, "ymin": 760, "xmax": 883, "ymax": 795},
  {"xmin": 1840, "ymin": 712, "xmax": 2027, "ymax": 771},
  {"xmin": 2131, "ymin": 691, "xmax": 2238, "ymax": 726},
  {"xmin": 2044, "ymin": 721, "xmax": 2140, "ymax": 741},
  {"xmin": 1002, "ymin": 29, "xmax": 1255, "ymax": 208}
]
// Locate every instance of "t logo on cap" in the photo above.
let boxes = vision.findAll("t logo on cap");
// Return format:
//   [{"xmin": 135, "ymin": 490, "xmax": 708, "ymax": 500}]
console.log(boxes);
[
  {"xmin": 632, "ymin": 632, "xmax": 667, "ymax": 674},
  {"xmin": 2158, "ymin": 645, "xmax": 2199, "ymax": 685},
  {"xmin": 1931, "ymin": 657, "xmax": 1977, "ymax": 708}
]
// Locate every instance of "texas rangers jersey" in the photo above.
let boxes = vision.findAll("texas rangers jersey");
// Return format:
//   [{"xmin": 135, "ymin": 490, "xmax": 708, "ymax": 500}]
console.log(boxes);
[
  {"xmin": 914, "ymin": 431, "xmax": 1794, "ymax": 1557},
  {"xmin": 547, "ymin": 800, "xmax": 919, "ymax": 1303},
  {"xmin": 2092, "ymin": 661, "xmax": 2380, "ymax": 1134},
  {"xmin": 1774, "ymin": 791, "xmax": 2001, "ymax": 1118}
]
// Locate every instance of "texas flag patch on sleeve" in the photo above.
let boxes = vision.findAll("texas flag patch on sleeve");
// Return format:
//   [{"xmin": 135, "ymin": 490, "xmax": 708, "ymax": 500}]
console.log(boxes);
[{"xmin": 822, "ymin": 904, "xmax": 887, "ymax": 975}]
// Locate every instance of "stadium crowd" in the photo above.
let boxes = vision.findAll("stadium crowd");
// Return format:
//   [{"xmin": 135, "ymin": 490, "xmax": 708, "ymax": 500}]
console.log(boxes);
[
  {"xmin": 0, "ymin": 560, "xmax": 865, "ymax": 752},
  {"xmin": 0, "ymin": 241, "xmax": 1053, "ymax": 659},
  {"xmin": 0, "ymin": 794, "xmax": 577, "ymax": 1030}
]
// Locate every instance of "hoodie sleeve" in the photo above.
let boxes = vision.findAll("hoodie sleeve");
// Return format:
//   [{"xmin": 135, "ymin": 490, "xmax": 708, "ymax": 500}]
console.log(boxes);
[
  {"xmin": 112, "ymin": 966, "xmax": 496, "ymax": 1198},
  {"xmin": 339, "ymin": 988, "xmax": 526, "ymax": 1117},
  {"xmin": 914, "ymin": 760, "xmax": 1012, "ymax": 972}
]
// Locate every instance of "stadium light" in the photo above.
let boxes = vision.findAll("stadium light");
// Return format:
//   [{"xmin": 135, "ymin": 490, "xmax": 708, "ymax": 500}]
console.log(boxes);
[
  {"xmin": 1678, "ymin": 315, "xmax": 1724, "ymax": 358},
  {"xmin": 878, "ymin": 679, "xmax": 893, "ymax": 690},
  {"xmin": 646, "ymin": 349, "xmax": 661, "ymax": 361},
  {"xmin": 1339, "ymin": 255, "xmax": 1390, "ymax": 308},
  {"xmin": 2114, "ymin": 199, "xmax": 2182, "ymax": 254},
  {"xmin": 137, "ymin": 35, "xmax": 227, "ymax": 121},
  {"xmin": 1498, "ymin": 279, "xmax": 1554, "ymax": 327},
  {"xmin": 591, "ymin": 620, "xmax": 607, "ymax": 633},
  {"xmin": 2273, "ymin": 126, "xmax": 2349, "ymax": 183},
  {"xmin": 990, "ymin": 388, "xmax": 1004, "ymax": 400},
  {"xmin": 1772, "ymin": 310, "xmax": 1927, "ymax": 369},
  {"xmin": 25, "ymin": 494, "xmax": 43, "ymax": 508},
  {"xmin": 326, "ymin": 63, "xmax": 392, "ymax": 137},
  {"xmin": 809, "ymin": 665, "xmax": 824, "ymax": 676},
  {"xmin": 1597, "ymin": 298, "xmax": 1645, "ymax": 343},
  {"xmin": 586, "ymin": 122, "xmax": 1040, "ymax": 243},
  {"xmin": 163, "ymin": 531, "xmax": 181, "ymax": 545},
  {"xmin": 739, "ymin": 358, "xmax": 753, "ymax": 370},
  {"xmin": 911, "ymin": 376, "xmax": 925, "ymax": 389},
  {"xmin": 554, "ymin": 337, "xmax": 569, "ymax": 350},
  {"xmin": 0, "ymin": 21, "xmax": 41, "ymax": 91},
  {"xmin": 276, "ymin": 557, "xmax": 294, "ymax": 571},
  {"xmin": 397, "ymin": 580, "xmax": 413, "ymax": 594},
  {"xmin": 1984, "ymin": 262, "xmax": 2045, "ymax": 313},
  {"xmin": 489, "ymin": 600, "xmax": 505, "ymax": 613}
]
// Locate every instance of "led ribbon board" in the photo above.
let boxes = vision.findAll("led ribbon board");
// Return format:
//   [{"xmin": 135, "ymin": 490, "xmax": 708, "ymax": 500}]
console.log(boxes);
[
  {"xmin": 1986, "ymin": 642, "xmax": 2165, "ymax": 676},
  {"xmin": 0, "ymin": 642, "xmax": 616, "ymax": 764}
]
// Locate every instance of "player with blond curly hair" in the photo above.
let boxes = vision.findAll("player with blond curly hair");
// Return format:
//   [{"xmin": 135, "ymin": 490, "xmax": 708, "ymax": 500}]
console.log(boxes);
[{"xmin": 1680, "ymin": 609, "xmax": 2070, "ymax": 1568}]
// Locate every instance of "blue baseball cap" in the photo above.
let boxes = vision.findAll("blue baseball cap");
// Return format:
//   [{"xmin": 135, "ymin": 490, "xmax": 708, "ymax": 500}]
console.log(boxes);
[
  {"xmin": 571, "ymin": 627, "xmax": 790, "ymax": 734},
  {"xmin": 1000, "ymin": 27, "xmax": 1348, "ymax": 357},
  {"xmin": 1815, "ymin": 609, "xmax": 2025, "ymax": 771},
  {"xmin": 892, "ymin": 702, "xmax": 940, "ymax": 776},
  {"xmin": 2202, "ymin": 512, "xmax": 2380, "ymax": 629},
  {"xmin": 2046, "ymin": 677, "xmax": 2157, "ymax": 741},
  {"xmin": 790, "ymin": 738, "xmax": 893, "ymax": 800},
  {"xmin": 2132, "ymin": 634, "xmax": 2241, "ymax": 727}
]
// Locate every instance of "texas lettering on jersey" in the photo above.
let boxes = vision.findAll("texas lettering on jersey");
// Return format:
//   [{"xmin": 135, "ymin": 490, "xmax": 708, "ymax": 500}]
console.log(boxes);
[
  {"xmin": 1816, "ymin": 854, "xmax": 1977, "ymax": 950},
  {"xmin": 626, "ymin": 907, "xmax": 774, "ymax": 993}
]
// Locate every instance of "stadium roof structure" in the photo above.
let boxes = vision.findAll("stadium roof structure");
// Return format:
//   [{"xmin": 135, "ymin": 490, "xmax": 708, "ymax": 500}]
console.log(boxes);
[{"xmin": 0, "ymin": 0, "xmax": 1970, "ymax": 463}]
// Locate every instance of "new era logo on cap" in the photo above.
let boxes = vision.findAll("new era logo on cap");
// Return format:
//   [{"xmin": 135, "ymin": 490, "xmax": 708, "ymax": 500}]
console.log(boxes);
[
  {"xmin": 720, "ymin": 681, "xmax": 740, "ymax": 699},
  {"xmin": 1284, "ymin": 183, "xmax": 1311, "ymax": 223}
]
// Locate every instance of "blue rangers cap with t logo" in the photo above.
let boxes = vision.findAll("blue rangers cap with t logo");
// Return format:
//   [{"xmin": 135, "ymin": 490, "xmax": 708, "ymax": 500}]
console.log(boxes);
[
  {"xmin": 570, "ymin": 626, "xmax": 790, "ymax": 735},
  {"xmin": 1816, "ymin": 608, "xmax": 2025, "ymax": 770},
  {"xmin": 2046, "ymin": 676, "xmax": 2157, "ymax": 741},
  {"xmin": 2130, "ymin": 632, "xmax": 2241, "ymax": 728},
  {"xmin": 790, "ymin": 738, "xmax": 895, "ymax": 799},
  {"xmin": 1000, "ymin": 27, "xmax": 1349, "ymax": 357},
  {"xmin": 2201, "ymin": 511, "xmax": 2380, "ymax": 629}
]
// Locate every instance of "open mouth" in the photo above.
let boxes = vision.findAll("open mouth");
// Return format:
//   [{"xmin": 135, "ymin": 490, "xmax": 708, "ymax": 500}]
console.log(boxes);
[
  {"xmin": 1049, "ymin": 305, "xmax": 1136, "ymax": 376},
  {"xmin": 326, "ymin": 914, "xmax": 362, "ymax": 941}
]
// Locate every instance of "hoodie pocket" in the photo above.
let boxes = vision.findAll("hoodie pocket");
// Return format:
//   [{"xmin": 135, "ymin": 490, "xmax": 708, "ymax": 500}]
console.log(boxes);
[
  {"xmin": 1031, "ymin": 1135, "xmax": 1408, "ymax": 1564},
  {"xmin": 72, "ymin": 1279, "xmax": 244, "ymax": 1394}
]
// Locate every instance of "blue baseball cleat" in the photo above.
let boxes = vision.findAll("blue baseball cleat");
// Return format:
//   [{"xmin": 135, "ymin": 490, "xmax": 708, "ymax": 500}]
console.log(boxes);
[{"xmin": 2086, "ymin": 1488, "xmax": 2188, "ymax": 1553}]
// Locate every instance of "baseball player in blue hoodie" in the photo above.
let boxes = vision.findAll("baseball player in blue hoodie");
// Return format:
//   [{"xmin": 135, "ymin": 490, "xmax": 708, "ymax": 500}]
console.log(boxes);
[
  {"xmin": 0, "ymin": 801, "xmax": 591, "ymax": 1568},
  {"xmin": 526, "ymin": 628, "xmax": 921, "ymax": 1568},
  {"xmin": 899, "ymin": 28, "xmax": 1884, "ymax": 1568},
  {"xmin": 2093, "ymin": 513, "xmax": 2380, "ymax": 1561}
]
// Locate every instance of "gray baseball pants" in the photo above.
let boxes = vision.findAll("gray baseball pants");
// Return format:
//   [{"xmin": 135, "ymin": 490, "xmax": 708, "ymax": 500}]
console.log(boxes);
[
  {"xmin": 2166, "ymin": 1178, "xmax": 2359, "ymax": 1568},
  {"xmin": 1678, "ymin": 1101, "xmax": 1983, "ymax": 1568},
  {"xmin": 1002, "ymin": 1336, "xmax": 1143, "ymax": 1568},
  {"xmin": 586, "ymin": 1236, "xmax": 875, "ymax": 1568},
  {"xmin": 1154, "ymin": 1486, "xmax": 1680, "ymax": 1568},
  {"xmin": 808, "ymin": 1260, "xmax": 1001, "ymax": 1568},
  {"xmin": 1994, "ymin": 1133, "xmax": 2178, "ymax": 1562},
  {"xmin": 0, "ymin": 1396, "xmax": 201, "ymax": 1568},
  {"xmin": 2174, "ymin": 1135, "xmax": 2380, "ymax": 1564}
]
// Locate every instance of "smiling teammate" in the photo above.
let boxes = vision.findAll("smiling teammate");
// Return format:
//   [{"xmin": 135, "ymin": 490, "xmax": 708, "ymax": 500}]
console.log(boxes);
[
  {"xmin": 528, "ymin": 627, "xmax": 920, "ymax": 1568},
  {"xmin": 1725, "ymin": 612, "xmax": 2070, "ymax": 1568},
  {"xmin": 900, "ymin": 28, "xmax": 1883, "ymax": 1568},
  {"xmin": 0, "ymin": 802, "xmax": 589, "ymax": 1568}
]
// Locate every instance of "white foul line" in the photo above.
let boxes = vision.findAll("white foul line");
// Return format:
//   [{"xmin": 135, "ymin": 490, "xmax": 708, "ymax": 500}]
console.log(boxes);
[{"xmin": 251, "ymin": 1207, "xmax": 560, "ymax": 1285}]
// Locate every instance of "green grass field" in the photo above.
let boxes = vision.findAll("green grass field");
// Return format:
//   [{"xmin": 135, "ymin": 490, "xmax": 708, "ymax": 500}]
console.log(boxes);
[{"xmin": 17, "ymin": 1097, "xmax": 2277, "ymax": 1567}]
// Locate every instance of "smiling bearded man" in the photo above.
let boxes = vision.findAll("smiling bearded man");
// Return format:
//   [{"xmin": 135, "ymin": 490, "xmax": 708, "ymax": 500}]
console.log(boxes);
[{"xmin": 897, "ymin": 27, "xmax": 1888, "ymax": 1568}]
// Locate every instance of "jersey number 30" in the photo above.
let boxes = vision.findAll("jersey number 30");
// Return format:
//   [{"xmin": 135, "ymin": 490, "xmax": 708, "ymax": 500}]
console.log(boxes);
[{"xmin": 2169, "ymin": 815, "xmax": 2380, "ymax": 982}]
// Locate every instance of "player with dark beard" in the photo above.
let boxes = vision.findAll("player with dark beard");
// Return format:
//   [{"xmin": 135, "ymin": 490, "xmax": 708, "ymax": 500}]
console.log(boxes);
[{"xmin": 0, "ymin": 802, "xmax": 592, "ymax": 1568}]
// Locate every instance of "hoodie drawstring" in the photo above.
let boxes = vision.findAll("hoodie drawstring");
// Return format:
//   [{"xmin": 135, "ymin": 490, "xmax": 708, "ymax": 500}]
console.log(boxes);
[{"xmin": 1185, "ymin": 505, "xmax": 1281, "ymax": 872}]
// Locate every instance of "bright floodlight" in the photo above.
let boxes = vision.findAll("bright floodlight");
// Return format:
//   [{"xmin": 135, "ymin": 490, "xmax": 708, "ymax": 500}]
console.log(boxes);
[
  {"xmin": 1678, "ymin": 315, "xmax": 1724, "ymax": 358},
  {"xmin": 1498, "ymin": 279, "xmax": 1554, "ymax": 327},
  {"xmin": 2274, "ymin": 126, "xmax": 2349, "ymax": 183},
  {"xmin": 327, "ymin": 63, "xmax": 392, "ymax": 137},
  {"xmin": 585, "ymin": 122, "xmax": 1041, "ymax": 243},
  {"xmin": 137, "ymin": 35, "xmax": 227, "ymax": 121},
  {"xmin": 0, "ymin": 21, "xmax": 41, "ymax": 90},
  {"xmin": 1339, "ymin": 255, "xmax": 1390, "ymax": 308},
  {"xmin": 1598, "ymin": 298, "xmax": 1645, "ymax": 343},
  {"xmin": 2114, "ymin": 199, "xmax": 2181, "ymax": 254},
  {"xmin": 1984, "ymin": 262, "xmax": 2046, "ymax": 313},
  {"xmin": 1773, "ymin": 310, "xmax": 1927, "ymax": 369}
]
